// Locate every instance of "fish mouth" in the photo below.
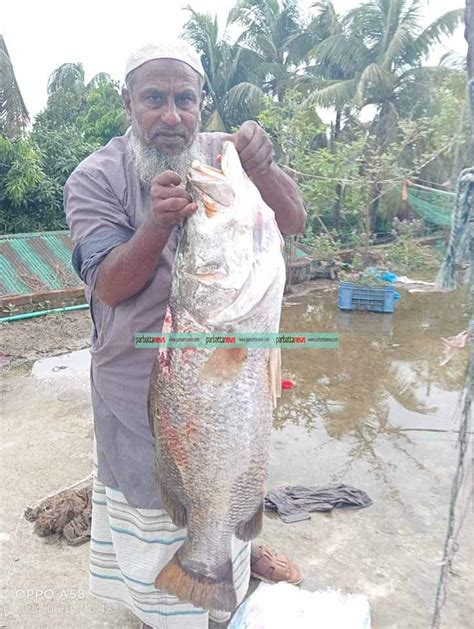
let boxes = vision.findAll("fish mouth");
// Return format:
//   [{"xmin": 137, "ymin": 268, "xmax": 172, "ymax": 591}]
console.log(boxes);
[
  {"xmin": 190, "ymin": 161, "xmax": 224, "ymax": 177},
  {"xmin": 187, "ymin": 163, "xmax": 234, "ymax": 212},
  {"xmin": 184, "ymin": 269, "xmax": 228, "ymax": 282}
]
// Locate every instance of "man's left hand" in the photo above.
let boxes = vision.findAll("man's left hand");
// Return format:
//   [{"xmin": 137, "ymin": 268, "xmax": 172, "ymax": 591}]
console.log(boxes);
[{"xmin": 230, "ymin": 121, "xmax": 274, "ymax": 178}]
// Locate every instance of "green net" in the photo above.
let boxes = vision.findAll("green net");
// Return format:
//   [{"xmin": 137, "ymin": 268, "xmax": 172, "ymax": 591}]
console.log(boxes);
[{"xmin": 407, "ymin": 184, "xmax": 456, "ymax": 227}]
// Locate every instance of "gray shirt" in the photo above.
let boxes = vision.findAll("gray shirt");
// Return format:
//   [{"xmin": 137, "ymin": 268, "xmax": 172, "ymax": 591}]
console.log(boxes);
[{"xmin": 64, "ymin": 129, "xmax": 225, "ymax": 508}]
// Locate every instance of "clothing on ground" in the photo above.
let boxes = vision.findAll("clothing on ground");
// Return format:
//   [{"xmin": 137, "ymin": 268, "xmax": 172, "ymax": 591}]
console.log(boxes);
[
  {"xmin": 90, "ymin": 466, "xmax": 251, "ymax": 629},
  {"xmin": 63, "ymin": 129, "xmax": 227, "ymax": 509},
  {"xmin": 265, "ymin": 484, "xmax": 373, "ymax": 523}
]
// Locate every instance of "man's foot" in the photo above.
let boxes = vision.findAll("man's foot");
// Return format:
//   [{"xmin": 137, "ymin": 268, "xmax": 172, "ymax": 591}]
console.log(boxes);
[
  {"xmin": 209, "ymin": 609, "xmax": 232, "ymax": 623},
  {"xmin": 250, "ymin": 544, "xmax": 303, "ymax": 585}
]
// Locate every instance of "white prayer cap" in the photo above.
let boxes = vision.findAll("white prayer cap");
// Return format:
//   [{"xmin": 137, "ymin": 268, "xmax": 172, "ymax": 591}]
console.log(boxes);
[{"xmin": 125, "ymin": 41, "xmax": 205, "ymax": 80}]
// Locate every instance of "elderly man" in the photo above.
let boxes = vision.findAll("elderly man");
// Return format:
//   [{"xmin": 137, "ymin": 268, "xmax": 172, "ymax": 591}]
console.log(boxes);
[{"xmin": 65, "ymin": 41, "xmax": 306, "ymax": 628}]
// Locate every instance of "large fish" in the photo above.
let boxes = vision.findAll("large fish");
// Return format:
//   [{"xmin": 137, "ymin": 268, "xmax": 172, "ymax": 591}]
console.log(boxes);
[{"xmin": 148, "ymin": 140, "xmax": 286, "ymax": 612}]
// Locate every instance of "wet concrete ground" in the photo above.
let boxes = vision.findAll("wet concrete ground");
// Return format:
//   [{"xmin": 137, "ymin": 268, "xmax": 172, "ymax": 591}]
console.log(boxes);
[{"xmin": 1, "ymin": 284, "xmax": 472, "ymax": 628}]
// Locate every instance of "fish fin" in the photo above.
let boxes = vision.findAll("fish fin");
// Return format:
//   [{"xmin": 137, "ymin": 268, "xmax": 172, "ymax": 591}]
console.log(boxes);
[
  {"xmin": 269, "ymin": 348, "xmax": 282, "ymax": 408},
  {"xmin": 155, "ymin": 553, "xmax": 237, "ymax": 612},
  {"xmin": 235, "ymin": 500, "xmax": 264, "ymax": 541},
  {"xmin": 155, "ymin": 475, "xmax": 187, "ymax": 528},
  {"xmin": 201, "ymin": 347, "xmax": 247, "ymax": 381}
]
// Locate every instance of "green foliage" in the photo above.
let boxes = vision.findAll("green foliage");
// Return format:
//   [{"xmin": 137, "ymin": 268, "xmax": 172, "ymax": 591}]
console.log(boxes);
[
  {"xmin": 33, "ymin": 89, "xmax": 84, "ymax": 130},
  {"xmin": 76, "ymin": 80, "xmax": 127, "ymax": 145},
  {"xmin": 382, "ymin": 239, "xmax": 440, "ymax": 273},
  {"xmin": 1, "ymin": 67, "xmax": 127, "ymax": 232},
  {"xmin": 182, "ymin": 6, "xmax": 265, "ymax": 131},
  {"xmin": 258, "ymin": 90, "xmax": 371, "ymax": 241},
  {"xmin": 32, "ymin": 126, "xmax": 99, "ymax": 186},
  {"xmin": 0, "ymin": 135, "xmax": 61, "ymax": 232},
  {"xmin": 1, "ymin": 0, "xmax": 466, "ymax": 242},
  {"xmin": 306, "ymin": 233, "xmax": 340, "ymax": 261}
]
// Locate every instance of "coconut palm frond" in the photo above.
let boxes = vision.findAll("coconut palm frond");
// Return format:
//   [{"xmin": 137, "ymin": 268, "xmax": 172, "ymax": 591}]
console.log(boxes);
[
  {"xmin": 354, "ymin": 63, "xmax": 393, "ymax": 106},
  {"xmin": 380, "ymin": 18, "xmax": 416, "ymax": 69},
  {"xmin": 343, "ymin": 1, "xmax": 385, "ymax": 46},
  {"xmin": 227, "ymin": 0, "xmax": 304, "ymax": 100},
  {"xmin": 411, "ymin": 9, "xmax": 463, "ymax": 60},
  {"xmin": 438, "ymin": 51, "xmax": 467, "ymax": 71},
  {"xmin": 395, "ymin": 64, "xmax": 458, "ymax": 87},
  {"xmin": 47, "ymin": 62, "xmax": 85, "ymax": 95},
  {"xmin": 309, "ymin": 33, "xmax": 369, "ymax": 74},
  {"xmin": 303, "ymin": 78, "xmax": 358, "ymax": 110},
  {"xmin": 182, "ymin": 6, "xmax": 220, "ymax": 86},
  {"xmin": 224, "ymin": 81, "xmax": 265, "ymax": 114},
  {"xmin": 0, "ymin": 36, "xmax": 29, "ymax": 138},
  {"xmin": 204, "ymin": 108, "xmax": 227, "ymax": 132}
]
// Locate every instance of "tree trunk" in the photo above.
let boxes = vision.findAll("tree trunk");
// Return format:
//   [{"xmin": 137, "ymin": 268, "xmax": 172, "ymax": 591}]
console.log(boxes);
[
  {"xmin": 333, "ymin": 182, "xmax": 343, "ymax": 231},
  {"xmin": 335, "ymin": 110, "xmax": 342, "ymax": 140}
]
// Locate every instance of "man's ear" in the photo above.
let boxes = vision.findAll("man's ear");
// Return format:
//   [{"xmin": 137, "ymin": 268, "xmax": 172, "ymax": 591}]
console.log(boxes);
[
  {"xmin": 200, "ymin": 90, "xmax": 205, "ymax": 110},
  {"xmin": 122, "ymin": 86, "xmax": 132, "ymax": 118}
]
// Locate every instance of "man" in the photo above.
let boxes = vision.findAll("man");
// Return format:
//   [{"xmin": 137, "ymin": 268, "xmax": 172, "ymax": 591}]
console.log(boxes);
[{"xmin": 65, "ymin": 41, "xmax": 306, "ymax": 628}]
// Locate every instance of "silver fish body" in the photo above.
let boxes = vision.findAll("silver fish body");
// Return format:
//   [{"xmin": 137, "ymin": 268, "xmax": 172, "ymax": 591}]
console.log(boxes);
[{"xmin": 148, "ymin": 141, "xmax": 286, "ymax": 611}]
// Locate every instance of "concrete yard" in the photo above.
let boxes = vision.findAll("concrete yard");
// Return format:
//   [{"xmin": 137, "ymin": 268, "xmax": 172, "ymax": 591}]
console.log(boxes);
[{"xmin": 1, "ymin": 283, "xmax": 472, "ymax": 628}]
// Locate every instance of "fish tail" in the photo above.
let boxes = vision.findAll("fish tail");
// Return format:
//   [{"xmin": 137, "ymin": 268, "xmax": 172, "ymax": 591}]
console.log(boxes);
[
  {"xmin": 154, "ymin": 551, "xmax": 237, "ymax": 612},
  {"xmin": 235, "ymin": 500, "xmax": 264, "ymax": 541}
]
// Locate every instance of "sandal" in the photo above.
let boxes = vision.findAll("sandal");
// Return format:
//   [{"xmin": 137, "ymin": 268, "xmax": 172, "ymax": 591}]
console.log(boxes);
[{"xmin": 250, "ymin": 544, "xmax": 303, "ymax": 585}]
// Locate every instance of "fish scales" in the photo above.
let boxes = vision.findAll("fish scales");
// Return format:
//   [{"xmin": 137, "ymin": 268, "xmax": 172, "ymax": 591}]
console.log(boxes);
[{"xmin": 148, "ymin": 141, "xmax": 286, "ymax": 612}]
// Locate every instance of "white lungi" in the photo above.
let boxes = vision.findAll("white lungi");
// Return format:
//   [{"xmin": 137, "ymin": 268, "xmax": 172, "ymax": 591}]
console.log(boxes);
[{"xmin": 89, "ymin": 463, "xmax": 251, "ymax": 628}]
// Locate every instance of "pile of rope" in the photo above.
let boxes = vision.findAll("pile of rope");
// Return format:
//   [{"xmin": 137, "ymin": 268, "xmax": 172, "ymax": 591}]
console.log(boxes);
[{"xmin": 24, "ymin": 480, "xmax": 92, "ymax": 546}]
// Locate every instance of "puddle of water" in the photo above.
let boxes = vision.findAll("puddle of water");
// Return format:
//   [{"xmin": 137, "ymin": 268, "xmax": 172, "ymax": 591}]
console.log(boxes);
[
  {"xmin": 30, "ymin": 348, "xmax": 91, "ymax": 394},
  {"xmin": 277, "ymin": 286, "xmax": 468, "ymax": 435},
  {"xmin": 271, "ymin": 286, "xmax": 469, "ymax": 516}
]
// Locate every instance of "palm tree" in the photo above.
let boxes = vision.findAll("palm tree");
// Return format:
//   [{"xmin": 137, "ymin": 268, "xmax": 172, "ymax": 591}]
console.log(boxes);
[
  {"xmin": 182, "ymin": 6, "xmax": 265, "ymax": 131},
  {"xmin": 47, "ymin": 62, "xmax": 86, "ymax": 96},
  {"xmin": 304, "ymin": 0, "xmax": 463, "ymax": 143},
  {"xmin": 288, "ymin": 1, "xmax": 351, "ymax": 140},
  {"xmin": 36, "ymin": 63, "xmax": 117, "ymax": 132},
  {"xmin": 47, "ymin": 62, "xmax": 112, "ymax": 96},
  {"xmin": 227, "ymin": 0, "xmax": 305, "ymax": 101},
  {"xmin": 300, "ymin": 0, "xmax": 463, "ymax": 233},
  {"xmin": 0, "ymin": 35, "xmax": 29, "ymax": 138}
]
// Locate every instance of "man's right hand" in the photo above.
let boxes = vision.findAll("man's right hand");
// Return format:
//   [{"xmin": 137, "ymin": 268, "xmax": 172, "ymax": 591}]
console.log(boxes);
[{"xmin": 149, "ymin": 170, "xmax": 198, "ymax": 230}]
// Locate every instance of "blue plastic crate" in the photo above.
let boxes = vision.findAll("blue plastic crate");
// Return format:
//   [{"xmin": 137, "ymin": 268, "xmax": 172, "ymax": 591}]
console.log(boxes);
[{"xmin": 338, "ymin": 282, "xmax": 396, "ymax": 313}]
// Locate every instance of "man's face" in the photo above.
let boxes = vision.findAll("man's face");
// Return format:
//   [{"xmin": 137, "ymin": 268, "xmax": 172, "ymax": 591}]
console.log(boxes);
[{"xmin": 123, "ymin": 58, "xmax": 203, "ymax": 155}]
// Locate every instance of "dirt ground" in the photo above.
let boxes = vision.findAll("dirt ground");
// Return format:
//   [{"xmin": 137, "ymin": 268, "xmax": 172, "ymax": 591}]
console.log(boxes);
[{"xmin": 1, "ymin": 310, "xmax": 91, "ymax": 369}]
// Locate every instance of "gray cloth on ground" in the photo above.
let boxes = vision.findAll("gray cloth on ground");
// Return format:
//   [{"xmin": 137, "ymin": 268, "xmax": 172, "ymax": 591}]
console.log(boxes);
[{"xmin": 265, "ymin": 484, "xmax": 373, "ymax": 523}]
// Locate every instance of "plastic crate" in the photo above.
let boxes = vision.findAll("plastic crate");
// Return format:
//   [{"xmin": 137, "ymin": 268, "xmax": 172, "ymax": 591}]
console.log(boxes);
[{"xmin": 338, "ymin": 282, "xmax": 396, "ymax": 313}]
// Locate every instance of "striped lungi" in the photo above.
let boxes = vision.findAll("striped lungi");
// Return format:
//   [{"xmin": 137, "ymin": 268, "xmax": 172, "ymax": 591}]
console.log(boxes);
[{"xmin": 89, "ymin": 460, "xmax": 251, "ymax": 628}]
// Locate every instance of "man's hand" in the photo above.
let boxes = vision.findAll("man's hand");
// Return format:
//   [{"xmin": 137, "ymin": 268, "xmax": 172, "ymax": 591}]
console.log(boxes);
[
  {"xmin": 221, "ymin": 120, "xmax": 306, "ymax": 235},
  {"xmin": 230, "ymin": 121, "xmax": 274, "ymax": 178},
  {"xmin": 149, "ymin": 170, "xmax": 197, "ymax": 230}
]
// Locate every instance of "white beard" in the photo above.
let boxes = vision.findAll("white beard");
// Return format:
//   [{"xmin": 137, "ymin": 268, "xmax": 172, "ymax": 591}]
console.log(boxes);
[{"xmin": 129, "ymin": 124, "xmax": 203, "ymax": 186}]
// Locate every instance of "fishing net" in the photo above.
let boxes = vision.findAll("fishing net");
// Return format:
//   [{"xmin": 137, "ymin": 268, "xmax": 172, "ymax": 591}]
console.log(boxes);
[{"xmin": 407, "ymin": 183, "xmax": 456, "ymax": 227}]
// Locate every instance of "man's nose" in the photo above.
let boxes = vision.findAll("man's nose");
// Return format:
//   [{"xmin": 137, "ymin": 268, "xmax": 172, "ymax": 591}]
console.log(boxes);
[{"xmin": 160, "ymin": 101, "xmax": 180, "ymax": 127}]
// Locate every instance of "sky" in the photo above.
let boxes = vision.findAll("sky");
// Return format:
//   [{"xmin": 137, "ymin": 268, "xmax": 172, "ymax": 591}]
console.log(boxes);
[{"xmin": 2, "ymin": 0, "xmax": 467, "ymax": 119}]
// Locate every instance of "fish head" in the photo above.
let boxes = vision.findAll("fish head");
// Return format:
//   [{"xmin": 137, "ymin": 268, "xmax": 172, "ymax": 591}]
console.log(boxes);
[{"xmin": 176, "ymin": 142, "xmax": 256, "ymax": 321}]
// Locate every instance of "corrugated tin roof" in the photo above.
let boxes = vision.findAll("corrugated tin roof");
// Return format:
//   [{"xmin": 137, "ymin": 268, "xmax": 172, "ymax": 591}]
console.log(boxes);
[{"xmin": 0, "ymin": 230, "xmax": 82, "ymax": 298}]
